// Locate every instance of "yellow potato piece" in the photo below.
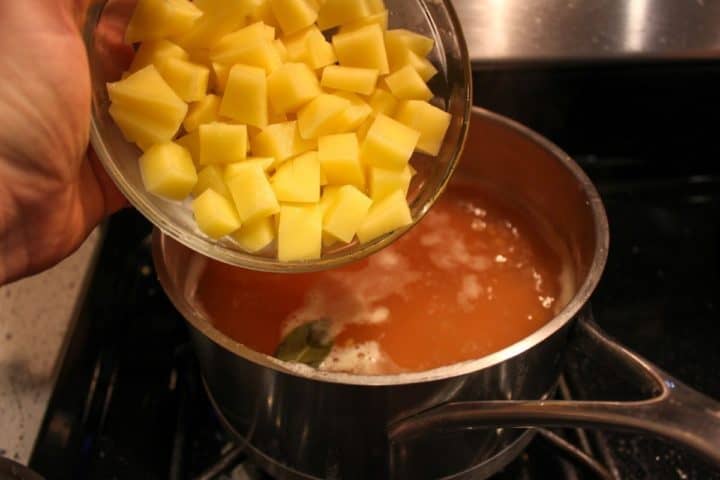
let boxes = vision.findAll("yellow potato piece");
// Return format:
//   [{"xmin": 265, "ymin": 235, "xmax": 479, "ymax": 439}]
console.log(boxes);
[
  {"xmin": 323, "ymin": 185, "xmax": 372, "ymax": 243},
  {"xmin": 251, "ymin": 121, "xmax": 315, "ymax": 165},
  {"xmin": 212, "ymin": 62, "xmax": 230, "ymax": 93},
  {"xmin": 109, "ymin": 104, "xmax": 176, "ymax": 151},
  {"xmin": 125, "ymin": 0, "xmax": 202, "ymax": 44},
  {"xmin": 267, "ymin": 63, "xmax": 321, "ymax": 114},
  {"xmin": 338, "ymin": 10, "xmax": 388, "ymax": 34},
  {"xmin": 273, "ymin": 38, "xmax": 288, "ymax": 61},
  {"xmin": 198, "ymin": 122, "xmax": 248, "ymax": 165},
  {"xmin": 176, "ymin": 131, "xmax": 200, "ymax": 165},
  {"xmin": 278, "ymin": 204, "xmax": 322, "ymax": 261},
  {"xmin": 210, "ymin": 22, "xmax": 271, "ymax": 64},
  {"xmin": 271, "ymin": 151, "xmax": 321, "ymax": 202},
  {"xmin": 128, "ymin": 39, "xmax": 189, "ymax": 73},
  {"xmin": 368, "ymin": 165, "xmax": 413, "ymax": 200},
  {"xmin": 184, "ymin": 94, "xmax": 220, "ymax": 132},
  {"xmin": 331, "ymin": 92, "xmax": 373, "ymax": 133},
  {"xmin": 220, "ymin": 64, "xmax": 268, "ymax": 127},
  {"xmin": 107, "ymin": 66, "xmax": 187, "ymax": 128},
  {"xmin": 356, "ymin": 189, "xmax": 412, "ymax": 243},
  {"xmin": 192, "ymin": 164, "xmax": 232, "ymax": 200},
  {"xmin": 173, "ymin": 0, "xmax": 255, "ymax": 49},
  {"xmin": 225, "ymin": 157, "xmax": 275, "ymax": 178},
  {"xmin": 321, "ymin": 66, "xmax": 378, "ymax": 95},
  {"xmin": 367, "ymin": 87, "xmax": 399, "ymax": 116},
  {"xmin": 394, "ymin": 100, "xmax": 451, "ymax": 156},
  {"xmin": 192, "ymin": 189, "xmax": 242, "ymax": 239},
  {"xmin": 332, "ymin": 24, "xmax": 389, "ymax": 74},
  {"xmin": 366, "ymin": 0, "xmax": 386, "ymax": 14},
  {"xmin": 316, "ymin": 0, "xmax": 370, "ymax": 30},
  {"xmin": 139, "ymin": 142, "xmax": 197, "ymax": 200},
  {"xmin": 394, "ymin": 49, "xmax": 437, "ymax": 82},
  {"xmin": 360, "ymin": 114, "xmax": 419, "ymax": 170},
  {"xmin": 304, "ymin": 29, "xmax": 337, "ymax": 69},
  {"xmin": 226, "ymin": 163, "xmax": 280, "ymax": 222},
  {"xmin": 317, "ymin": 133, "xmax": 364, "ymax": 188},
  {"xmin": 385, "ymin": 29, "xmax": 434, "ymax": 58},
  {"xmin": 269, "ymin": 0, "xmax": 319, "ymax": 35},
  {"xmin": 250, "ymin": 0, "xmax": 280, "ymax": 28},
  {"xmin": 155, "ymin": 57, "xmax": 209, "ymax": 102},
  {"xmin": 384, "ymin": 65, "xmax": 432, "ymax": 101},
  {"xmin": 297, "ymin": 94, "xmax": 351, "ymax": 139},
  {"xmin": 231, "ymin": 216, "xmax": 276, "ymax": 252}
]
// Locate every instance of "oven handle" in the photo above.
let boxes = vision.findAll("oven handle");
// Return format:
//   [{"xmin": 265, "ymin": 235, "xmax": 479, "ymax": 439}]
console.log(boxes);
[{"xmin": 388, "ymin": 314, "xmax": 720, "ymax": 467}]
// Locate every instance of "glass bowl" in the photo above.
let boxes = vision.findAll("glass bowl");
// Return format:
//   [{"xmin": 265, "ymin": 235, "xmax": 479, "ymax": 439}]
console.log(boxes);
[{"xmin": 83, "ymin": 0, "xmax": 472, "ymax": 273}]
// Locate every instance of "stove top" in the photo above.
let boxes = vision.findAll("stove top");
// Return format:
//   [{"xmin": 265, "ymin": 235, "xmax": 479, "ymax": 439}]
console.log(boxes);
[{"xmin": 27, "ymin": 64, "xmax": 720, "ymax": 479}]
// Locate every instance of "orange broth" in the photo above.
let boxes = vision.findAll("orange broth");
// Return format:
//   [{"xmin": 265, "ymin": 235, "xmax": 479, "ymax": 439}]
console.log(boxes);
[{"xmin": 195, "ymin": 183, "xmax": 568, "ymax": 374}]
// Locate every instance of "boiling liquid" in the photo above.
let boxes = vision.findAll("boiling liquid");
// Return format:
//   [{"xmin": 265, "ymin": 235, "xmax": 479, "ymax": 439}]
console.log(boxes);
[{"xmin": 195, "ymin": 182, "xmax": 568, "ymax": 374}]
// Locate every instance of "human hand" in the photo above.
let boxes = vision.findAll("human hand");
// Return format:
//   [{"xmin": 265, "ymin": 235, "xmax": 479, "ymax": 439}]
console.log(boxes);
[{"xmin": 0, "ymin": 0, "xmax": 127, "ymax": 285}]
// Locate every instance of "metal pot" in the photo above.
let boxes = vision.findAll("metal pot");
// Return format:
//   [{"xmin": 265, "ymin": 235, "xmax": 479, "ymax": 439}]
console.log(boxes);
[{"xmin": 153, "ymin": 107, "xmax": 720, "ymax": 479}]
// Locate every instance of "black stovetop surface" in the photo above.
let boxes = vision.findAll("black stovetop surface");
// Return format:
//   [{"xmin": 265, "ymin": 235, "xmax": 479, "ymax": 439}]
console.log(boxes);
[{"xmin": 29, "ymin": 63, "xmax": 720, "ymax": 479}]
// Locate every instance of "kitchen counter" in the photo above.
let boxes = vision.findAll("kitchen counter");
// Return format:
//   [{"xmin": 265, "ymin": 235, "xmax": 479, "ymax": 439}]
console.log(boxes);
[{"xmin": 0, "ymin": 228, "xmax": 103, "ymax": 465}]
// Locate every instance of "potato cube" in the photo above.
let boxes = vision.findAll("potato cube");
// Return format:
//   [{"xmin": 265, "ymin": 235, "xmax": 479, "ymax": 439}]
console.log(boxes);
[
  {"xmin": 323, "ymin": 185, "xmax": 372, "ymax": 243},
  {"xmin": 267, "ymin": 63, "xmax": 322, "ymax": 114},
  {"xmin": 107, "ymin": 66, "xmax": 187, "ymax": 131},
  {"xmin": 366, "ymin": 0, "xmax": 386, "ymax": 13},
  {"xmin": 139, "ymin": 142, "xmax": 197, "ymax": 200},
  {"xmin": 251, "ymin": 121, "xmax": 314, "ymax": 165},
  {"xmin": 226, "ymin": 164, "xmax": 280, "ymax": 222},
  {"xmin": 192, "ymin": 189, "xmax": 241, "ymax": 239},
  {"xmin": 278, "ymin": 204, "xmax": 322, "ymax": 261},
  {"xmin": 332, "ymin": 92, "xmax": 372, "ymax": 133},
  {"xmin": 316, "ymin": 0, "xmax": 370, "ymax": 30},
  {"xmin": 367, "ymin": 87, "xmax": 398, "ymax": 116},
  {"xmin": 225, "ymin": 157, "xmax": 275, "ymax": 178},
  {"xmin": 385, "ymin": 29, "xmax": 434, "ymax": 58},
  {"xmin": 109, "ymin": 104, "xmax": 175, "ymax": 151},
  {"xmin": 321, "ymin": 66, "xmax": 378, "ymax": 95},
  {"xmin": 273, "ymin": 38, "xmax": 288, "ymax": 61},
  {"xmin": 128, "ymin": 39, "xmax": 189, "ymax": 73},
  {"xmin": 125, "ymin": 0, "xmax": 202, "ymax": 44},
  {"xmin": 231, "ymin": 216, "xmax": 276, "ymax": 252},
  {"xmin": 173, "ymin": 0, "xmax": 253, "ymax": 49},
  {"xmin": 339, "ymin": 10, "xmax": 388, "ymax": 34},
  {"xmin": 360, "ymin": 114, "xmax": 419, "ymax": 170},
  {"xmin": 192, "ymin": 165, "xmax": 232, "ymax": 200},
  {"xmin": 384, "ymin": 65, "xmax": 432, "ymax": 101},
  {"xmin": 304, "ymin": 29, "xmax": 337, "ymax": 69},
  {"xmin": 297, "ymin": 94, "xmax": 351, "ymax": 139},
  {"xmin": 269, "ymin": 0, "xmax": 319, "ymax": 35},
  {"xmin": 212, "ymin": 62, "xmax": 230, "ymax": 93},
  {"xmin": 271, "ymin": 151, "xmax": 321, "ymax": 202},
  {"xmin": 394, "ymin": 100, "xmax": 451, "ymax": 155},
  {"xmin": 199, "ymin": 122, "xmax": 248, "ymax": 165},
  {"xmin": 356, "ymin": 189, "xmax": 412, "ymax": 243},
  {"xmin": 222, "ymin": 41, "xmax": 283, "ymax": 75},
  {"xmin": 400, "ymin": 50, "xmax": 437, "ymax": 82},
  {"xmin": 176, "ymin": 131, "xmax": 200, "ymax": 164},
  {"xmin": 155, "ymin": 57, "xmax": 209, "ymax": 102},
  {"xmin": 282, "ymin": 27, "xmax": 316, "ymax": 61},
  {"xmin": 368, "ymin": 165, "xmax": 412, "ymax": 200},
  {"xmin": 332, "ymin": 24, "xmax": 389, "ymax": 74},
  {"xmin": 250, "ymin": 0, "xmax": 280, "ymax": 28},
  {"xmin": 184, "ymin": 94, "xmax": 220, "ymax": 132},
  {"xmin": 317, "ymin": 133, "xmax": 364, "ymax": 188},
  {"xmin": 220, "ymin": 65, "xmax": 268, "ymax": 127},
  {"xmin": 319, "ymin": 185, "xmax": 341, "ymax": 215},
  {"xmin": 210, "ymin": 22, "xmax": 271, "ymax": 64}
]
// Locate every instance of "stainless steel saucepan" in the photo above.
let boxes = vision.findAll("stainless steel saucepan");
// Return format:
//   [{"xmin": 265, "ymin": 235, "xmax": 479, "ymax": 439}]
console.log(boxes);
[{"xmin": 153, "ymin": 107, "xmax": 720, "ymax": 480}]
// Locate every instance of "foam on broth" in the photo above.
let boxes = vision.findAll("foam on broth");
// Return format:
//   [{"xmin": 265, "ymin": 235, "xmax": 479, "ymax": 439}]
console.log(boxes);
[{"xmin": 193, "ymin": 182, "xmax": 573, "ymax": 374}]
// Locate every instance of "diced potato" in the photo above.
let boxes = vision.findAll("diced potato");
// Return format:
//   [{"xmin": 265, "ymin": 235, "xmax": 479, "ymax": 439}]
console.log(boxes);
[
  {"xmin": 226, "ymin": 163, "xmax": 280, "ymax": 222},
  {"xmin": 109, "ymin": 104, "xmax": 176, "ymax": 151},
  {"xmin": 323, "ymin": 185, "xmax": 372, "ymax": 242},
  {"xmin": 250, "ymin": 0, "xmax": 280, "ymax": 28},
  {"xmin": 264, "ymin": 24, "xmax": 277, "ymax": 40},
  {"xmin": 155, "ymin": 58, "xmax": 209, "ymax": 103},
  {"xmin": 360, "ymin": 114, "xmax": 419, "ymax": 170},
  {"xmin": 199, "ymin": 122, "xmax": 248, "ymax": 165},
  {"xmin": 212, "ymin": 62, "xmax": 230, "ymax": 93},
  {"xmin": 304, "ymin": 29, "xmax": 337, "ymax": 69},
  {"xmin": 366, "ymin": 0, "xmax": 386, "ymax": 14},
  {"xmin": 192, "ymin": 189, "xmax": 242, "ymax": 238},
  {"xmin": 385, "ymin": 29, "xmax": 434, "ymax": 58},
  {"xmin": 268, "ymin": 108, "xmax": 289, "ymax": 124},
  {"xmin": 368, "ymin": 165, "xmax": 412, "ymax": 200},
  {"xmin": 220, "ymin": 65, "xmax": 268, "ymax": 127},
  {"xmin": 338, "ymin": 10, "xmax": 388, "ymax": 33},
  {"xmin": 125, "ymin": 0, "xmax": 202, "ymax": 44},
  {"xmin": 184, "ymin": 94, "xmax": 220, "ymax": 132},
  {"xmin": 270, "ymin": 0, "xmax": 319, "ymax": 35},
  {"xmin": 128, "ymin": 39, "xmax": 189, "ymax": 73},
  {"xmin": 225, "ymin": 157, "xmax": 275, "ymax": 177},
  {"xmin": 396, "ymin": 50, "xmax": 437, "ymax": 82},
  {"xmin": 192, "ymin": 164, "xmax": 232, "ymax": 199},
  {"xmin": 384, "ymin": 65, "xmax": 432, "ymax": 101},
  {"xmin": 220, "ymin": 42, "xmax": 283, "ymax": 75},
  {"xmin": 394, "ymin": 100, "xmax": 451, "ymax": 155},
  {"xmin": 332, "ymin": 24, "xmax": 389, "ymax": 74},
  {"xmin": 356, "ymin": 189, "xmax": 412, "ymax": 243},
  {"xmin": 319, "ymin": 185, "xmax": 341, "ymax": 214},
  {"xmin": 273, "ymin": 38, "xmax": 288, "ymax": 61},
  {"xmin": 317, "ymin": 133, "xmax": 364, "ymax": 188},
  {"xmin": 316, "ymin": 0, "xmax": 370, "ymax": 30},
  {"xmin": 176, "ymin": 131, "xmax": 200, "ymax": 164},
  {"xmin": 321, "ymin": 66, "xmax": 378, "ymax": 95},
  {"xmin": 139, "ymin": 142, "xmax": 197, "ymax": 200},
  {"xmin": 326, "ymin": 92, "xmax": 371, "ymax": 134},
  {"xmin": 172, "ymin": 0, "xmax": 254, "ymax": 49},
  {"xmin": 210, "ymin": 22, "xmax": 270, "ymax": 64},
  {"xmin": 271, "ymin": 151, "xmax": 321, "ymax": 202},
  {"xmin": 251, "ymin": 121, "xmax": 314, "ymax": 165},
  {"xmin": 231, "ymin": 216, "xmax": 276, "ymax": 252},
  {"xmin": 282, "ymin": 27, "xmax": 316, "ymax": 61},
  {"xmin": 278, "ymin": 204, "xmax": 322, "ymax": 261},
  {"xmin": 267, "ymin": 63, "xmax": 321, "ymax": 114},
  {"xmin": 297, "ymin": 94, "xmax": 350, "ymax": 139},
  {"xmin": 108, "ymin": 66, "xmax": 187, "ymax": 125},
  {"xmin": 367, "ymin": 87, "xmax": 399, "ymax": 116}
]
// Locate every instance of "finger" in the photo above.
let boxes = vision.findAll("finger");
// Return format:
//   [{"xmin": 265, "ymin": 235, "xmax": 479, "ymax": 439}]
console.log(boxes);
[{"xmin": 87, "ymin": 147, "xmax": 130, "ymax": 215}]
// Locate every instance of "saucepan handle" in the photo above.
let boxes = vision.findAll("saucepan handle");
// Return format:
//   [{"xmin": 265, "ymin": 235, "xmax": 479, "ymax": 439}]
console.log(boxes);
[{"xmin": 388, "ymin": 312, "xmax": 720, "ymax": 466}]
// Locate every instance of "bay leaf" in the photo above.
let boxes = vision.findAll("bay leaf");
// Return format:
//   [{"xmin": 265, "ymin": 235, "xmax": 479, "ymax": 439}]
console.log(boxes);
[{"xmin": 274, "ymin": 319, "xmax": 333, "ymax": 368}]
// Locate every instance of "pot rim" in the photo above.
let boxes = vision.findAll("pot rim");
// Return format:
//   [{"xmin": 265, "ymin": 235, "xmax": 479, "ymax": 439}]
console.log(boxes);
[{"xmin": 153, "ymin": 106, "xmax": 610, "ymax": 387}]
